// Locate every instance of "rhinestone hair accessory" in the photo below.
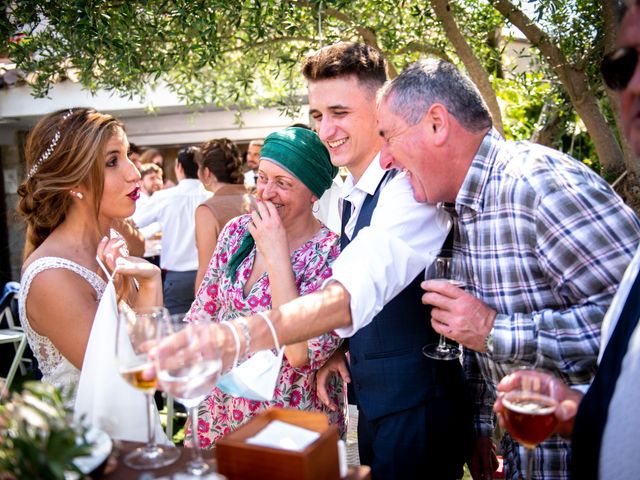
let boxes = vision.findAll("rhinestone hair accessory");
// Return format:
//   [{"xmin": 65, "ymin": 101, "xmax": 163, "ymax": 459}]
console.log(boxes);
[{"xmin": 27, "ymin": 108, "xmax": 74, "ymax": 179}]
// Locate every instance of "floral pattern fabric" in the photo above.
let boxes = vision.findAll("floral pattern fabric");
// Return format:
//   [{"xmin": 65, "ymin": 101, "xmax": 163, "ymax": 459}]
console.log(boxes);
[{"xmin": 185, "ymin": 214, "xmax": 346, "ymax": 448}]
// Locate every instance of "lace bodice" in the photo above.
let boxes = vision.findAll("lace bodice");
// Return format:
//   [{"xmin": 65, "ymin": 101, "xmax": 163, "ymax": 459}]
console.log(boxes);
[{"xmin": 19, "ymin": 257, "xmax": 106, "ymax": 402}]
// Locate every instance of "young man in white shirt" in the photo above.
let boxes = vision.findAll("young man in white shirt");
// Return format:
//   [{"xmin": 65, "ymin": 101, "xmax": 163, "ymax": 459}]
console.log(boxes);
[
  {"xmin": 133, "ymin": 147, "xmax": 211, "ymax": 314},
  {"xmin": 303, "ymin": 42, "xmax": 472, "ymax": 479}
]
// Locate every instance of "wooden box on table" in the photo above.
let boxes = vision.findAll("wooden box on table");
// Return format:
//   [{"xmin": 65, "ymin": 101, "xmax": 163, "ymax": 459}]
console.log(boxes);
[{"xmin": 216, "ymin": 408, "xmax": 340, "ymax": 480}]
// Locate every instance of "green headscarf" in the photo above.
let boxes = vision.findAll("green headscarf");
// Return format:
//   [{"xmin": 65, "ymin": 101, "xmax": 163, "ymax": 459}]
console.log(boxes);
[{"xmin": 226, "ymin": 127, "xmax": 338, "ymax": 279}]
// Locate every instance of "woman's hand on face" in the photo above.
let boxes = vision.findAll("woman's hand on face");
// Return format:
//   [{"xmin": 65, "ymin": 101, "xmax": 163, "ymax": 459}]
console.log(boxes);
[{"xmin": 248, "ymin": 200, "xmax": 289, "ymax": 263}]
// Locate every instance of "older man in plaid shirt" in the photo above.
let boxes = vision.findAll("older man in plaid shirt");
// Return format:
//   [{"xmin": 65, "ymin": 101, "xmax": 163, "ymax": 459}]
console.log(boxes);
[{"xmin": 377, "ymin": 59, "xmax": 640, "ymax": 479}]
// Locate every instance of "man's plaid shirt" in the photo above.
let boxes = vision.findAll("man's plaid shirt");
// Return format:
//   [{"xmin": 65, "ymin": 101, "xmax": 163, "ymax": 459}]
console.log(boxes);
[{"xmin": 456, "ymin": 129, "xmax": 640, "ymax": 479}]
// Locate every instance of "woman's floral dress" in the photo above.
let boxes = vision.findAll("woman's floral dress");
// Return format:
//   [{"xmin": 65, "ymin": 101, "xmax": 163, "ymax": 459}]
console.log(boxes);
[{"xmin": 185, "ymin": 214, "xmax": 346, "ymax": 448}]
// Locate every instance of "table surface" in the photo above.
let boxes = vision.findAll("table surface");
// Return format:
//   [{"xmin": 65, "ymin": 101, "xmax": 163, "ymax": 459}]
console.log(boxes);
[{"xmin": 100, "ymin": 441, "xmax": 371, "ymax": 480}]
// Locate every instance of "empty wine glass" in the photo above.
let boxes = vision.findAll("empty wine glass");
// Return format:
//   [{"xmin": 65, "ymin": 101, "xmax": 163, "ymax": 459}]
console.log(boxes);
[
  {"xmin": 501, "ymin": 368, "xmax": 559, "ymax": 480},
  {"xmin": 115, "ymin": 306, "xmax": 180, "ymax": 469},
  {"xmin": 156, "ymin": 313, "xmax": 223, "ymax": 477},
  {"xmin": 422, "ymin": 248, "xmax": 465, "ymax": 361}
]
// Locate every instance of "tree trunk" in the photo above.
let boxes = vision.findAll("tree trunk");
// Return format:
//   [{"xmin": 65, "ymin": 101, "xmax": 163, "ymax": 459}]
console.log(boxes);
[
  {"xmin": 491, "ymin": 0, "xmax": 626, "ymax": 180},
  {"xmin": 430, "ymin": 0, "xmax": 504, "ymax": 135}
]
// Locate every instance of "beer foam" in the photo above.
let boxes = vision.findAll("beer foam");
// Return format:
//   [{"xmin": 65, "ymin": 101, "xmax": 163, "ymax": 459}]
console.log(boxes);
[{"xmin": 503, "ymin": 394, "xmax": 557, "ymax": 415}]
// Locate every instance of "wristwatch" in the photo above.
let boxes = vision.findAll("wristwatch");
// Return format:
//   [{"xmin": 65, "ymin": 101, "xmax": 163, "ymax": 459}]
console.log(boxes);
[{"xmin": 484, "ymin": 329, "xmax": 494, "ymax": 355}]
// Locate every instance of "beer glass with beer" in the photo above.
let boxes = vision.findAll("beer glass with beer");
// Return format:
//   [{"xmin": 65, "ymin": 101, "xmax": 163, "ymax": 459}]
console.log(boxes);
[
  {"xmin": 501, "ymin": 368, "xmax": 559, "ymax": 479},
  {"xmin": 116, "ymin": 306, "xmax": 180, "ymax": 469}
]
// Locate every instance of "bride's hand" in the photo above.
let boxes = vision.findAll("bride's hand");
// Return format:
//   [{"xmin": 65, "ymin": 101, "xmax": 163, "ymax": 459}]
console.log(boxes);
[
  {"xmin": 97, "ymin": 236, "xmax": 160, "ymax": 284},
  {"xmin": 97, "ymin": 235, "xmax": 128, "ymax": 272}
]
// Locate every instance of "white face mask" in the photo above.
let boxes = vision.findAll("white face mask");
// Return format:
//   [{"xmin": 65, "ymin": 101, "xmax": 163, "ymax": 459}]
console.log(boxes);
[{"xmin": 216, "ymin": 347, "xmax": 285, "ymax": 402}]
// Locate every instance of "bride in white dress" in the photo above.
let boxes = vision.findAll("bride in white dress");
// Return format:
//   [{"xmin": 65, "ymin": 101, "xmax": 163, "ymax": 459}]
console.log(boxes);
[{"xmin": 16, "ymin": 108, "xmax": 162, "ymax": 405}]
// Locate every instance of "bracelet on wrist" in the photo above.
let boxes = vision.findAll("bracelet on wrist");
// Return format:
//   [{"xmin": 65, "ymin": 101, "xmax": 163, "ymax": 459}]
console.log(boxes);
[
  {"xmin": 221, "ymin": 321, "xmax": 240, "ymax": 368},
  {"xmin": 236, "ymin": 317, "xmax": 252, "ymax": 363}
]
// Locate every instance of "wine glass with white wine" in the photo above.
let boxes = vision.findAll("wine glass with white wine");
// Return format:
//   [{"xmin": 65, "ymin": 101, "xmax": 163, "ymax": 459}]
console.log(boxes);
[
  {"xmin": 115, "ymin": 306, "xmax": 180, "ymax": 469},
  {"xmin": 156, "ymin": 313, "xmax": 224, "ymax": 477},
  {"xmin": 422, "ymin": 248, "xmax": 465, "ymax": 361}
]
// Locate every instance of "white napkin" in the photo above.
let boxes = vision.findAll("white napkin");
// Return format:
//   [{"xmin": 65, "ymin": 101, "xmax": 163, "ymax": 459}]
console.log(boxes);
[
  {"xmin": 73, "ymin": 274, "xmax": 169, "ymax": 444},
  {"xmin": 246, "ymin": 420, "xmax": 321, "ymax": 452}
]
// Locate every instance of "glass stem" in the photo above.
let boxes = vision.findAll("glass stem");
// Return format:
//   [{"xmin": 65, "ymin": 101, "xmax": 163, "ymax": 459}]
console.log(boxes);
[
  {"xmin": 146, "ymin": 392, "xmax": 157, "ymax": 449},
  {"xmin": 437, "ymin": 334, "xmax": 449, "ymax": 352},
  {"xmin": 525, "ymin": 447, "xmax": 534, "ymax": 480},
  {"xmin": 190, "ymin": 405, "xmax": 204, "ymax": 465}
]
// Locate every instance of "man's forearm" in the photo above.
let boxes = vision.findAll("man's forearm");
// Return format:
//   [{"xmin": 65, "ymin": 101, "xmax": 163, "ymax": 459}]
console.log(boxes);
[{"xmin": 249, "ymin": 282, "xmax": 352, "ymax": 351}]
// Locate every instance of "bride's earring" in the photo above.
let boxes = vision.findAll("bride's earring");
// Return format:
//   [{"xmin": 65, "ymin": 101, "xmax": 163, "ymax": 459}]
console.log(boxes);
[{"xmin": 70, "ymin": 190, "xmax": 84, "ymax": 199}]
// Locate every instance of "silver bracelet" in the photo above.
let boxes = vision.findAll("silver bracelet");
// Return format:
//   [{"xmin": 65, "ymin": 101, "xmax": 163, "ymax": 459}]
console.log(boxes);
[
  {"xmin": 221, "ymin": 321, "xmax": 240, "ymax": 368},
  {"xmin": 256, "ymin": 311, "xmax": 281, "ymax": 350},
  {"xmin": 236, "ymin": 317, "xmax": 252, "ymax": 362}
]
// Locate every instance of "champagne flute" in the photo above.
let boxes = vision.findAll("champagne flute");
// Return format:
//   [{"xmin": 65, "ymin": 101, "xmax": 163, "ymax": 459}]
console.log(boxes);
[
  {"xmin": 422, "ymin": 248, "xmax": 464, "ymax": 360},
  {"xmin": 501, "ymin": 369, "xmax": 559, "ymax": 480},
  {"xmin": 156, "ymin": 313, "xmax": 223, "ymax": 477},
  {"xmin": 116, "ymin": 306, "xmax": 181, "ymax": 469}
]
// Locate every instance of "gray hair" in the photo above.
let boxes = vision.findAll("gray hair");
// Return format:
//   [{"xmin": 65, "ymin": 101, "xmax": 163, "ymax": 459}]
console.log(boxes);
[{"xmin": 378, "ymin": 59, "xmax": 492, "ymax": 133}]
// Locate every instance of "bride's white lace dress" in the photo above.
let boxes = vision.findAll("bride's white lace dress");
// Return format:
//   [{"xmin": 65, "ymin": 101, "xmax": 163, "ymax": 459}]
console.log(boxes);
[{"xmin": 19, "ymin": 256, "xmax": 106, "ymax": 405}]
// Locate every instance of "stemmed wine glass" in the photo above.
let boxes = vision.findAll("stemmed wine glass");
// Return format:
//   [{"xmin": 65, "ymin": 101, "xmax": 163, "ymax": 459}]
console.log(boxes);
[
  {"xmin": 156, "ymin": 313, "xmax": 223, "ymax": 477},
  {"xmin": 115, "ymin": 306, "xmax": 181, "ymax": 469},
  {"xmin": 422, "ymin": 248, "xmax": 465, "ymax": 360},
  {"xmin": 501, "ymin": 368, "xmax": 559, "ymax": 480}
]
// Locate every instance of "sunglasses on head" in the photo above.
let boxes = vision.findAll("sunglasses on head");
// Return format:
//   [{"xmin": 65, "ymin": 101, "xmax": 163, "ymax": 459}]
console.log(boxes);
[{"xmin": 601, "ymin": 46, "xmax": 639, "ymax": 91}]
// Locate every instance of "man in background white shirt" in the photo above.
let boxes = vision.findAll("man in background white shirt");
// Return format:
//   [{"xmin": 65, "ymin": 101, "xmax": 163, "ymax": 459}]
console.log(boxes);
[
  {"xmin": 243, "ymin": 139, "xmax": 262, "ymax": 188},
  {"xmin": 133, "ymin": 147, "xmax": 211, "ymax": 314},
  {"xmin": 134, "ymin": 163, "xmax": 164, "ymax": 265}
]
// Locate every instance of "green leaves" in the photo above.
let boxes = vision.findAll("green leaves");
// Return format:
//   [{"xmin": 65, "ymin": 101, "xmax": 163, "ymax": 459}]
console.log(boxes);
[
  {"xmin": 0, "ymin": 382, "xmax": 92, "ymax": 479},
  {"xmin": 0, "ymin": 0, "xmax": 619, "ymax": 166}
]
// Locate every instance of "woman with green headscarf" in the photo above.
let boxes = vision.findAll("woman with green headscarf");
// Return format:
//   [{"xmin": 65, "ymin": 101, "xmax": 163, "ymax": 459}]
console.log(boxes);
[{"xmin": 185, "ymin": 127, "xmax": 346, "ymax": 448}]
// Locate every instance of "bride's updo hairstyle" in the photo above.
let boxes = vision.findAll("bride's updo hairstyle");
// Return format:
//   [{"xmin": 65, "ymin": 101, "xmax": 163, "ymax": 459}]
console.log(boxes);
[{"xmin": 17, "ymin": 108, "xmax": 125, "ymax": 259}]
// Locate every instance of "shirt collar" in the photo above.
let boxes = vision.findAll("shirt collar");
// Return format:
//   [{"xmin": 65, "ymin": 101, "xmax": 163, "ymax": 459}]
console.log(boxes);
[
  {"xmin": 176, "ymin": 178, "xmax": 204, "ymax": 190},
  {"xmin": 340, "ymin": 152, "xmax": 384, "ymax": 201},
  {"xmin": 456, "ymin": 128, "xmax": 505, "ymax": 214}
]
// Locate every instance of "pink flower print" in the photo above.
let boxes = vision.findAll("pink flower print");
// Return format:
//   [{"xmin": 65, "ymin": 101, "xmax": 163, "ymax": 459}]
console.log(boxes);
[
  {"xmin": 232, "ymin": 409, "xmax": 244, "ymax": 422},
  {"xmin": 233, "ymin": 298, "xmax": 245, "ymax": 310},
  {"xmin": 206, "ymin": 283, "xmax": 218, "ymax": 298},
  {"xmin": 274, "ymin": 401, "xmax": 284, "ymax": 409},
  {"xmin": 199, "ymin": 436, "xmax": 212, "ymax": 449},
  {"xmin": 260, "ymin": 294, "xmax": 271, "ymax": 307},
  {"xmin": 289, "ymin": 389, "xmax": 302, "ymax": 407},
  {"xmin": 218, "ymin": 409, "xmax": 231, "ymax": 424},
  {"xmin": 198, "ymin": 418, "xmax": 210, "ymax": 434},
  {"xmin": 220, "ymin": 251, "xmax": 228, "ymax": 264},
  {"xmin": 203, "ymin": 301, "xmax": 217, "ymax": 316},
  {"xmin": 322, "ymin": 268, "xmax": 332, "ymax": 279},
  {"xmin": 248, "ymin": 400, "xmax": 261, "ymax": 412},
  {"xmin": 243, "ymin": 268, "xmax": 251, "ymax": 280},
  {"xmin": 247, "ymin": 295, "xmax": 260, "ymax": 308},
  {"xmin": 223, "ymin": 426, "xmax": 232, "ymax": 436}
]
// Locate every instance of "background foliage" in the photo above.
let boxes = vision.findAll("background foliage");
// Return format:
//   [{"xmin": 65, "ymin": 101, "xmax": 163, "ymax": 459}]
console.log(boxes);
[{"xmin": 2, "ymin": 0, "xmax": 637, "ymax": 205}]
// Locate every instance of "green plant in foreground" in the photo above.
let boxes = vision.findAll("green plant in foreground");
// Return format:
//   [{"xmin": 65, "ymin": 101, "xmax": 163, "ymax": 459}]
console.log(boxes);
[{"xmin": 0, "ymin": 382, "xmax": 92, "ymax": 479}]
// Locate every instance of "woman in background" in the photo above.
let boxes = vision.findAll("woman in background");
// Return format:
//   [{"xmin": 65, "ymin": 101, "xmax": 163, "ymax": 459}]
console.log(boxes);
[
  {"xmin": 186, "ymin": 127, "xmax": 346, "ymax": 448},
  {"xmin": 194, "ymin": 138, "xmax": 251, "ymax": 292}
]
